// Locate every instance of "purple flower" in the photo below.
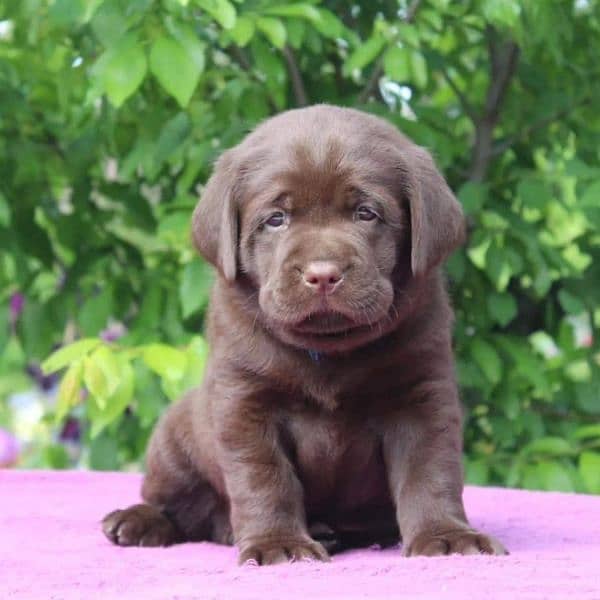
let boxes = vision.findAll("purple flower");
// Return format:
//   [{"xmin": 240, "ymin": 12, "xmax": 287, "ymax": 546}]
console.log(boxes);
[
  {"xmin": 100, "ymin": 321, "xmax": 127, "ymax": 342},
  {"xmin": 9, "ymin": 292, "xmax": 24, "ymax": 330},
  {"xmin": 60, "ymin": 418, "xmax": 81, "ymax": 443},
  {"xmin": 0, "ymin": 428, "xmax": 20, "ymax": 467}
]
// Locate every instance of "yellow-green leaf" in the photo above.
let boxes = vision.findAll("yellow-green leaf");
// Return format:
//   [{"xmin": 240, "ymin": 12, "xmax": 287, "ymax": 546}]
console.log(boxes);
[
  {"xmin": 42, "ymin": 338, "xmax": 101, "ymax": 375},
  {"xmin": 55, "ymin": 360, "xmax": 83, "ymax": 423},
  {"xmin": 143, "ymin": 344, "xmax": 188, "ymax": 381}
]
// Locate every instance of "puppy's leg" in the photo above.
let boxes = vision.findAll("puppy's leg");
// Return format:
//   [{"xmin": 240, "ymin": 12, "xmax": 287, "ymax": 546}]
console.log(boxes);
[
  {"xmin": 215, "ymin": 394, "xmax": 329, "ymax": 566},
  {"xmin": 102, "ymin": 477, "xmax": 231, "ymax": 547},
  {"xmin": 102, "ymin": 397, "xmax": 232, "ymax": 548},
  {"xmin": 383, "ymin": 380, "xmax": 507, "ymax": 557}
]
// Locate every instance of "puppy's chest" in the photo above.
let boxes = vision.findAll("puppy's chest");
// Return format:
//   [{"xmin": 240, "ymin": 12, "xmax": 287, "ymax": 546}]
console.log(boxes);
[{"xmin": 283, "ymin": 408, "xmax": 385, "ymax": 510}]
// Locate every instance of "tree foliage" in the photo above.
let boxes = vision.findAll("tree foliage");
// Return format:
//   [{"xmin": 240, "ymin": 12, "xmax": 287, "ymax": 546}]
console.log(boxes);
[{"xmin": 1, "ymin": 0, "xmax": 599, "ymax": 490}]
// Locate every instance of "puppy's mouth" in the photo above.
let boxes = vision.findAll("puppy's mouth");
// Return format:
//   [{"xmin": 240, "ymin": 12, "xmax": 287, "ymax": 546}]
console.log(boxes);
[{"xmin": 291, "ymin": 311, "xmax": 358, "ymax": 336}]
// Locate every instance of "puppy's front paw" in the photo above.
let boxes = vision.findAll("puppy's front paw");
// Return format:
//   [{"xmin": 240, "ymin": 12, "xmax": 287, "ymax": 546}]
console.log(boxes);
[
  {"xmin": 102, "ymin": 504, "xmax": 179, "ymax": 547},
  {"xmin": 403, "ymin": 527, "xmax": 507, "ymax": 557},
  {"xmin": 239, "ymin": 535, "xmax": 330, "ymax": 565}
]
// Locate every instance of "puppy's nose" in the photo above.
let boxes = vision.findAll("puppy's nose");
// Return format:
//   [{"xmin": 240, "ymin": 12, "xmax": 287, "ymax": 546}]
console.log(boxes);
[{"xmin": 302, "ymin": 261, "xmax": 343, "ymax": 294}]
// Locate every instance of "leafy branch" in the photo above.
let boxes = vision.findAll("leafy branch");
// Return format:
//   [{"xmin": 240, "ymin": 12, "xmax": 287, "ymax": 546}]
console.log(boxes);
[{"xmin": 358, "ymin": 0, "xmax": 423, "ymax": 104}]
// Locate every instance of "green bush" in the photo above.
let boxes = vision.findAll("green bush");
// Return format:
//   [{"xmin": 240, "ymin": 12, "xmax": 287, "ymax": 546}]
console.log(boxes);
[{"xmin": 1, "ymin": 0, "xmax": 599, "ymax": 490}]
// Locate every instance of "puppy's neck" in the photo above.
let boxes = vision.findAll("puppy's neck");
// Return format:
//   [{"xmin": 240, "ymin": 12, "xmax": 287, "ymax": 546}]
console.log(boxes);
[{"xmin": 307, "ymin": 349, "xmax": 324, "ymax": 363}]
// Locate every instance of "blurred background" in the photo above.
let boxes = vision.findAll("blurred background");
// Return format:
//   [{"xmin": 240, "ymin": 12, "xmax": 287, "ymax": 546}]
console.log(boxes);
[{"xmin": 0, "ymin": 0, "xmax": 599, "ymax": 492}]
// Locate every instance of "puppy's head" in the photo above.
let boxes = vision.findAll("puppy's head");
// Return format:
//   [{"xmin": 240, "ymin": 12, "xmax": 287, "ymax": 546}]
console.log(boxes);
[{"xmin": 193, "ymin": 105, "xmax": 465, "ymax": 353}]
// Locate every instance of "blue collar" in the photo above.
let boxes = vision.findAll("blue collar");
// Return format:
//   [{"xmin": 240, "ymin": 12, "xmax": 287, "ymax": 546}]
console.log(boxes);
[{"xmin": 307, "ymin": 349, "xmax": 323, "ymax": 363}]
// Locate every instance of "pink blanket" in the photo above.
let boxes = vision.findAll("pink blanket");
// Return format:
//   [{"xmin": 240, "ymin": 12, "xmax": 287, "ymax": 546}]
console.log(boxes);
[{"xmin": 1, "ymin": 470, "xmax": 599, "ymax": 599}]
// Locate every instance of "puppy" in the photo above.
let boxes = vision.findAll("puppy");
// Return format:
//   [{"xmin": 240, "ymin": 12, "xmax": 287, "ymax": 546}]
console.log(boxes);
[{"xmin": 102, "ymin": 105, "xmax": 506, "ymax": 563}]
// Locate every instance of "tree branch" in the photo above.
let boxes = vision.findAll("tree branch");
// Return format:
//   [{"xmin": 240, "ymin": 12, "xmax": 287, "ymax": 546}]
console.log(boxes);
[
  {"xmin": 230, "ymin": 46, "xmax": 278, "ymax": 113},
  {"xmin": 439, "ymin": 68, "xmax": 478, "ymax": 121},
  {"xmin": 358, "ymin": 0, "xmax": 423, "ymax": 104},
  {"xmin": 467, "ymin": 28, "xmax": 520, "ymax": 182},
  {"xmin": 282, "ymin": 45, "xmax": 308, "ymax": 107}
]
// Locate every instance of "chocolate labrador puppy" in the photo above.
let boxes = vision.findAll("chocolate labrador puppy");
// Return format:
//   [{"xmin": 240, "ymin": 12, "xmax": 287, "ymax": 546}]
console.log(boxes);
[{"xmin": 102, "ymin": 105, "xmax": 506, "ymax": 564}]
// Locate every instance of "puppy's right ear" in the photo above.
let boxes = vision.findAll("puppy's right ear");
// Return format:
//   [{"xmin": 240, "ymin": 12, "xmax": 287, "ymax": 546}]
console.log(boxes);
[{"xmin": 192, "ymin": 150, "xmax": 239, "ymax": 281}]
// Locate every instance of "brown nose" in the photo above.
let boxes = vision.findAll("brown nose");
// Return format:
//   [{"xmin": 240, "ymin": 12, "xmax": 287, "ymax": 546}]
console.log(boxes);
[{"xmin": 302, "ymin": 261, "xmax": 343, "ymax": 294}]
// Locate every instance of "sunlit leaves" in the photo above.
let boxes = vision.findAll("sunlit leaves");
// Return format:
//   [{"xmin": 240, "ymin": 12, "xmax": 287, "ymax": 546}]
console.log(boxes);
[{"xmin": 42, "ymin": 339, "xmax": 101, "ymax": 375}]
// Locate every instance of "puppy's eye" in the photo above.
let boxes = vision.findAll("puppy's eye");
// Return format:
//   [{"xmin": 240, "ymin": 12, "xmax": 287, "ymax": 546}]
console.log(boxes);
[
  {"xmin": 355, "ymin": 205, "xmax": 378, "ymax": 222},
  {"xmin": 265, "ymin": 211, "xmax": 287, "ymax": 229}
]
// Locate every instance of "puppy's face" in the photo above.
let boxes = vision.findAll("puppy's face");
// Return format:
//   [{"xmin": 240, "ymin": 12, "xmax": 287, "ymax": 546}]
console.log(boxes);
[
  {"xmin": 239, "ymin": 142, "xmax": 404, "ymax": 353},
  {"xmin": 193, "ymin": 106, "xmax": 465, "ymax": 353}
]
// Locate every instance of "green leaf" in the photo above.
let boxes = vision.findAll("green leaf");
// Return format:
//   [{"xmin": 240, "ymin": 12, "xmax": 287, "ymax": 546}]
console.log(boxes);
[
  {"xmin": 196, "ymin": 0, "xmax": 236, "ymax": 29},
  {"xmin": 573, "ymin": 424, "xmax": 600, "ymax": 440},
  {"xmin": 89, "ymin": 434, "xmax": 120, "ymax": 470},
  {"xmin": 312, "ymin": 9, "xmax": 344, "ymax": 39},
  {"xmin": 264, "ymin": 4, "xmax": 321, "ymax": 21},
  {"xmin": 579, "ymin": 451, "xmax": 600, "ymax": 493},
  {"xmin": 467, "ymin": 234, "xmax": 491, "ymax": 269},
  {"xmin": 580, "ymin": 180, "xmax": 600, "ymax": 207},
  {"xmin": 558, "ymin": 289, "xmax": 585, "ymax": 315},
  {"xmin": 180, "ymin": 259, "xmax": 214, "ymax": 318},
  {"xmin": 343, "ymin": 36, "xmax": 385, "ymax": 76},
  {"xmin": 83, "ymin": 346, "xmax": 121, "ymax": 407},
  {"xmin": 486, "ymin": 244, "xmax": 513, "ymax": 291},
  {"xmin": 0, "ymin": 192, "xmax": 10, "ymax": 226},
  {"xmin": 154, "ymin": 113, "xmax": 192, "ymax": 167},
  {"xmin": 93, "ymin": 34, "xmax": 147, "ymax": 107},
  {"xmin": 517, "ymin": 179, "xmax": 551, "ymax": 210},
  {"xmin": 534, "ymin": 461, "xmax": 575, "ymax": 492},
  {"xmin": 465, "ymin": 458, "xmax": 490, "ymax": 485},
  {"xmin": 251, "ymin": 39, "xmax": 287, "ymax": 109},
  {"xmin": 409, "ymin": 50, "xmax": 428, "ymax": 88},
  {"xmin": 487, "ymin": 292, "xmax": 517, "ymax": 326},
  {"xmin": 383, "ymin": 46, "xmax": 410, "ymax": 81},
  {"xmin": 481, "ymin": 0, "xmax": 521, "ymax": 29},
  {"xmin": 521, "ymin": 437, "xmax": 574, "ymax": 457},
  {"xmin": 529, "ymin": 330, "xmax": 559, "ymax": 358},
  {"xmin": 79, "ymin": 288, "xmax": 113, "ymax": 336},
  {"xmin": 42, "ymin": 338, "xmax": 101, "ymax": 374},
  {"xmin": 565, "ymin": 359, "xmax": 591, "ymax": 382},
  {"xmin": 55, "ymin": 360, "xmax": 83, "ymax": 422},
  {"xmin": 458, "ymin": 182, "xmax": 487, "ymax": 215},
  {"xmin": 143, "ymin": 344, "xmax": 188, "ymax": 380},
  {"xmin": 256, "ymin": 17, "xmax": 286, "ymax": 49},
  {"xmin": 49, "ymin": 0, "xmax": 88, "ymax": 26},
  {"xmin": 229, "ymin": 15, "xmax": 255, "ymax": 47},
  {"xmin": 150, "ymin": 36, "xmax": 203, "ymax": 107},
  {"xmin": 286, "ymin": 19, "xmax": 306, "ymax": 49},
  {"xmin": 88, "ymin": 355, "xmax": 134, "ymax": 439},
  {"xmin": 470, "ymin": 338, "xmax": 502, "ymax": 384}
]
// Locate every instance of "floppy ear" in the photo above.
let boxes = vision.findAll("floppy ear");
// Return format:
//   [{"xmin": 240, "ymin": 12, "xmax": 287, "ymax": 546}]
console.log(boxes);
[
  {"xmin": 404, "ymin": 147, "xmax": 466, "ymax": 278},
  {"xmin": 191, "ymin": 150, "xmax": 239, "ymax": 281}
]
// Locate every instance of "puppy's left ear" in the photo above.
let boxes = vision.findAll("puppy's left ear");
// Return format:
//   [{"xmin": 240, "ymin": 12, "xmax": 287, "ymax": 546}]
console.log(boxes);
[
  {"xmin": 192, "ymin": 150, "xmax": 239, "ymax": 281},
  {"xmin": 405, "ymin": 147, "xmax": 466, "ymax": 278}
]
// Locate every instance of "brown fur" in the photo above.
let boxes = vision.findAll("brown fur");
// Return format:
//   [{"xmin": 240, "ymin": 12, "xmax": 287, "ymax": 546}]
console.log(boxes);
[{"xmin": 102, "ymin": 105, "xmax": 506, "ymax": 564}]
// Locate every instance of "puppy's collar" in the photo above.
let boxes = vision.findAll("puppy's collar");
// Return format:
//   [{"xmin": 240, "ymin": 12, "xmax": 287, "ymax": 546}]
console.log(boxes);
[{"xmin": 307, "ymin": 349, "xmax": 323, "ymax": 363}]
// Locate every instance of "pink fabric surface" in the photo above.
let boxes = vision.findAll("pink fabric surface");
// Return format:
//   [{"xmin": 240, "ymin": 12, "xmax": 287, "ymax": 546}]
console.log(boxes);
[{"xmin": 1, "ymin": 470, "xmax": 599, "ymax": 599}]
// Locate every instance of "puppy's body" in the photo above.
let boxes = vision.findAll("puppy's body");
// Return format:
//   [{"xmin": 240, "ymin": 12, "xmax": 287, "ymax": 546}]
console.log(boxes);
[{"xmin": 103, "ymin": 106, "xmax": 506, "ymax": 563}]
